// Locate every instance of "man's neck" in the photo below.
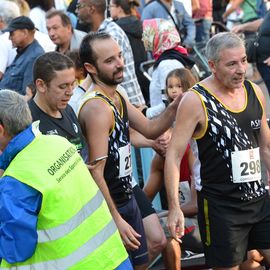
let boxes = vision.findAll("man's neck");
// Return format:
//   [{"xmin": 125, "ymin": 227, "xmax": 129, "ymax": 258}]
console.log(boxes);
[
  {"xmin": 58, "ymin": 41, "xmax": 70, "ymax": 54},
  {"xmin": 93, "ymin": 81, "xmax": 118, "ymax": 100},
  {"xmin": 91, "ymin": 14, "xmax": 105, "ymax": 31},
  {"xmin": 33, "ymin": 95, "xmax": 62, "ymax": 118},
  {"xmin": 18, "ymin": 37, "xmax": 34, "ymax": 50}
]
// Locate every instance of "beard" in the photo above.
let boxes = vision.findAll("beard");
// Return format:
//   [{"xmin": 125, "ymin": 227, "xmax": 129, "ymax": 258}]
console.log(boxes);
[{"xmin": 96, "ymin": 66, "xmax": 124, "ymax": 86}]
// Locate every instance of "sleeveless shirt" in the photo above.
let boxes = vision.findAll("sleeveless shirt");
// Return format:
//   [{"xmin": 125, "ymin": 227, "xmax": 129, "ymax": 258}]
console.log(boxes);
[
  {"xmin": 191, "ymin": 80, "xmax": 266, "ymax": 201},
  {"xmin": 79, "ymin": 91, "xmax": 133, "ymax": 207}
]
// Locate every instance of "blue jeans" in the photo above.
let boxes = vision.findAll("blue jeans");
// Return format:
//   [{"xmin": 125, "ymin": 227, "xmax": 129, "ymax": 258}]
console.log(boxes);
[
  {"xmin": 195, "ymin": 18, "xmax": 212, "ymax": 45},
  {"xmin": 257, "ymin": 62, "xmax": 270, "ymax": 96}
]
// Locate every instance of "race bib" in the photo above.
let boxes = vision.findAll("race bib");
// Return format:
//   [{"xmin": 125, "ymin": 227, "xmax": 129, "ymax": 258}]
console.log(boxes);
[
  {"xmin": 179, "ymin": 181, "xmax": 191, "ymax": 204},
  {"xmin": 231, "ymin": 147, "xmax": 261, "ymax": 183},
  {"xmin": 119, "ymin": 144, "xmax": 132, "ymax": 177}
]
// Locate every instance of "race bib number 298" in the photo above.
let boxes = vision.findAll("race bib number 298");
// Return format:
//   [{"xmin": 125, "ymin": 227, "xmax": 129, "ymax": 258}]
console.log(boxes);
[{"xmin": 231, "ymin": 147, "xmax": 261, "ymax": 183}]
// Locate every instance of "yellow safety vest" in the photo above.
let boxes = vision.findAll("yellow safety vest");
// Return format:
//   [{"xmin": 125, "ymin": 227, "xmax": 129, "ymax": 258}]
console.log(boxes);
[{"xmin": 1, "ymin": 133, "xmax": 127, "ymax": 270}]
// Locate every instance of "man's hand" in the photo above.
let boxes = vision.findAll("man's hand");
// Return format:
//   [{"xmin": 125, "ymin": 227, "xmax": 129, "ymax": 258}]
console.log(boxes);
[
  {"xmin": 264, "ymin": 56, "xmax": 270, "ymax": 66},
  {"xmin": 152, "ymin": 130, "xmax": 172, "ymax": 156},
  {"xmin": 231, "ymin": 24, "xmax": 244, "ymax": 33},
  {"xmin": 167, "ymin": 207, "xmax": 185, "ymax": 242},
  {"xmin": 169, "ymin": 92, "xmax": 184, "ymax": 112},
  {"xmin": 115, "ymin": 216, "xmax": 141, "ymax": 251}
]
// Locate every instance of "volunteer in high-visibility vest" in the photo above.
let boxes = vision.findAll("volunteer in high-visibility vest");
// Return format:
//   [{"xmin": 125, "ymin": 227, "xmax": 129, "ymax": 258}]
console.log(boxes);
[{"xmin": 0, "ymin": 90, "xmax": 132, "ymax": 270}]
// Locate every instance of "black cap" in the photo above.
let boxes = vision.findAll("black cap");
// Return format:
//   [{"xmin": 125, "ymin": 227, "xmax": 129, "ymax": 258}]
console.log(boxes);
[{"xmin": 3, "ymin": 16, "xmax": 35, "ymax": 33}]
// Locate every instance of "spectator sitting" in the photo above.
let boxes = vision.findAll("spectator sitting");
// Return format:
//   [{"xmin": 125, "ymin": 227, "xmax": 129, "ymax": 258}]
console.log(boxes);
[
  {"xmin": 0, "ymin": 16, "xmax": 44, "ymax": 94},
  {"xmin": 46, "ymin": 10, "xmax": 86, "ymax": 55}
]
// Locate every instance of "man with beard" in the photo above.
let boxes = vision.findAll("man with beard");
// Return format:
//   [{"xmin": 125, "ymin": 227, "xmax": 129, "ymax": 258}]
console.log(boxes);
[
  {"xmin": 77, "ymin": 32, "xmax": 182, "ymax": 269},
  {"xmin": 165, "ymin": 32, "xmax": 270, "ymax": 269},
  {"xmin": 75, "ymin": 0, "xmax": 145, "ymax": 107}
]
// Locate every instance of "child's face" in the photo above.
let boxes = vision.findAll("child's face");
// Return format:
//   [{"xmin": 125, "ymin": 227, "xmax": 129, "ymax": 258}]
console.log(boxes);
[{"xmin": 167, "ymin": 76, "xmax": 183, "ymax": 100}]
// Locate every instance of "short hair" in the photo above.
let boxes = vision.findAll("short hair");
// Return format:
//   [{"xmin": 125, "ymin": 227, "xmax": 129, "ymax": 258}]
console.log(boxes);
[
  {"xmin": 33, "ymin": 52, "xmax": 75, "ymax": 85},
  {"xmin": 66, "ymin": 49, "xmax": 87, "ymax": 77},
  {"xmin": 86, "ymin": 0, "xmax": 106, "ymax": 14},
  {"xmin": 46, "ymin": 10, "xmax": 72, "ymax": 27},
  {"xmin": 0, "ymin": 1, "xmax": 20, "ymax": 25},
  {"xmin": 27, "ymin": 0, "xmax": 54, "ymax": 11},
  {"xmin": 205, "ymin": 32, "xmax": 245, "ymax": 63},
  {"xmin": 0, "ymin": 90, "xmax": 32, "ymax": 137},
  {"xmin": 112, "ymin": 0, "xmax": 139, "ymax": 15},
  {"xmin": 79, "ymin": 31, "xmax": 112, "ymax": 66}
]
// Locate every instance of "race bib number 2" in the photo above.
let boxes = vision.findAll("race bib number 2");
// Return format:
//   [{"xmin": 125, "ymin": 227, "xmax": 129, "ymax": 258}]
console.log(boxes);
[
  {"xmin": 119, "ymin": 144, "xmax": 132, "ymax": 177},
  {"xmin": 231, "ymin": 147, "xmax": 261, "ymax": 183}
]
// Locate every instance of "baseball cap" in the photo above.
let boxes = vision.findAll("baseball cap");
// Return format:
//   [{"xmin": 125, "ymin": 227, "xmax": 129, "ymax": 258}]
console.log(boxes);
[{"xmin": 3, "ymin": 16, "xmax": 35, "ymax": 33}]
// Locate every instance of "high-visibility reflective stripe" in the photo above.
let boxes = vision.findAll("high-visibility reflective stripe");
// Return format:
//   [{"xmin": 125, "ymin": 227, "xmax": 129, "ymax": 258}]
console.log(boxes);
[
  {"xmin": 37, "ymin": 190, "xmax": 103, "ymax": 243},
  {"xmin": 2, "ymin": 219, "xmax": 118, "ymax": 270}
]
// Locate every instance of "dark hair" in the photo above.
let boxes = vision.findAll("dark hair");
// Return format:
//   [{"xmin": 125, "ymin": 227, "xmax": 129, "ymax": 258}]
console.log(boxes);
[
  {"xmin": 112, "ymin": 0, "xmax": 139, "ymax": 15},
  {"xmin": 46, "ymin": 10, "xmax": 72, "ymax": 27},
  {"xmin": 165, "ymin": 68, "xmax": 197, "ymax": 102},
  {"xmin": 66, "ymin": 49, "xmax": 87, "ymax": 78},
  {"xmin": 79, "ymin": 31, "xmax": 111, "ymax": 66},
  {"xmin": 79, "ymin": 31, "xmax": 111, "ymax": 82},
  {"xmin": 26, "ymin": 82, "xmax": 37, "ymax": 96},
  {"xmin": 33, "ymin": 51, "xmax": 75, "ymax": 84},
  {"xmin": 27, "ymin": 0, "xmax": 54, "ymax": 11},
  {"xmin": 87, "ymin": 0, "xmax": 106, "ymax": 14}
]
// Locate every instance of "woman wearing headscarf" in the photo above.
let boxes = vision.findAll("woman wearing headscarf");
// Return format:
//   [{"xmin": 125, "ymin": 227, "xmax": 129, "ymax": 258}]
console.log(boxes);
[{"xmin": 142, "ymin": 18, "xmax": 194, "ymax": 119}]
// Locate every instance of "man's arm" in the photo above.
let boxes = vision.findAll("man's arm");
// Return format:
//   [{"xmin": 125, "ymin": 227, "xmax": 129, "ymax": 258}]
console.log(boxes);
[
  {"xmin": 231, "ymin": 18, "xmax": 263, "ymax": 33},
  {"xmin": 78, "ymin": 99, "xmax": 141, "ymax": 250},
  {"xmin": 164, "ymin": 91, "xmax": 204, "ymax": 241},
  {"xmin": 126, "ymin": 92, "xmax": 183, "ymax": 139},
  {"xmin": 0, "ymin": 176, "xmax": 41, "ymax": 263},
  {"xmin": 223, "ymin": 0, "xmax": 244, "ymax": 20}
]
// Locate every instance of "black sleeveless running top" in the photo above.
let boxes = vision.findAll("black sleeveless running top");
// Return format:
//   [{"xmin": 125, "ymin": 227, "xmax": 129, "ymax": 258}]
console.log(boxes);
[{"xmin": 191, "ymin": 80, "xmax": 267, "ymax": 201}]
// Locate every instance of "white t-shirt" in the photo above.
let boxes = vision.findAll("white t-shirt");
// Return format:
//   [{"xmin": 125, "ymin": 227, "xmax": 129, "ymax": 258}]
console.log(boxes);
[
  {"xmin": 29, "ymin": 7, "xmax": 47, "ymax": 34},
  {"xmin": 0, "ymin": 33, "xmax": 16, "ymax": 74}
]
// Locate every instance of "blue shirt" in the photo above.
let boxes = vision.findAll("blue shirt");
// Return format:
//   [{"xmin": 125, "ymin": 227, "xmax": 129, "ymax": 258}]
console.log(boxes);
[
  {"xmin": 0, "ymin": 125, "xmax": 41, "ymax": 263},
  {"xmin": 0, "ymin": 39, "xmax": 44, "ymax": 95},
  {"xmin": 141, "ymin": 0, "xmax": 196, "ymax": 47}
]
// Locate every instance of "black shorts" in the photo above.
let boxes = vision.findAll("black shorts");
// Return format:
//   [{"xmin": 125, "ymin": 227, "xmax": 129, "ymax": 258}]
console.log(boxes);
[
  {"xmin": 133, "ymin": 184, "xmax": 156, "ymax": 219},
  {"xmin": 197, "ymin": 192, "xmax": 270, "ymax": 268},
  {"xmin": 118, "ymin": 195, "xmax": 148, "ymax": 266}
]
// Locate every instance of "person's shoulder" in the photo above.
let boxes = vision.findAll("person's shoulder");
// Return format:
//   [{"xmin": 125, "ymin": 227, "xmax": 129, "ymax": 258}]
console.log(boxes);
[
  {"xmin": 79, "ymin": 92, "xmax": 113, "ymax": 116},
  {"xmin": 73, "ymin": 28, "xmax": 87, "ymax": 39},
  {"xmin": 141, "ymin": 1, "xmax": 159, "ymax": 18},
  {"xmin": 64, "ymin": 104, "xmax": 77, "ymax": 116},
  {"xmin": 173, "ymin": 0, "xmax": 185, "ymax": 9},
  {"xmin": 28, "ymin": 39, "xmax": 45, "ymax": 54}
]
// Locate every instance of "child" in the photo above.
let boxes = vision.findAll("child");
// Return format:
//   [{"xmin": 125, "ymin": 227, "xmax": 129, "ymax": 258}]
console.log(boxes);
[
  {"xmin": 143, "ymin": 68, "xmax": 197, "ymax": 202},
  {"xmin": 143, "ymin": 68, "xmax": 202, "ymax": 270}
]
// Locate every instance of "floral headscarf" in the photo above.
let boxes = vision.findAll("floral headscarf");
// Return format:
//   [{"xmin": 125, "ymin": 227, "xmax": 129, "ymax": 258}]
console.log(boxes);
[{"xmin": 142, "ymin": 18, "xmax": 181, "ymax": 60}]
